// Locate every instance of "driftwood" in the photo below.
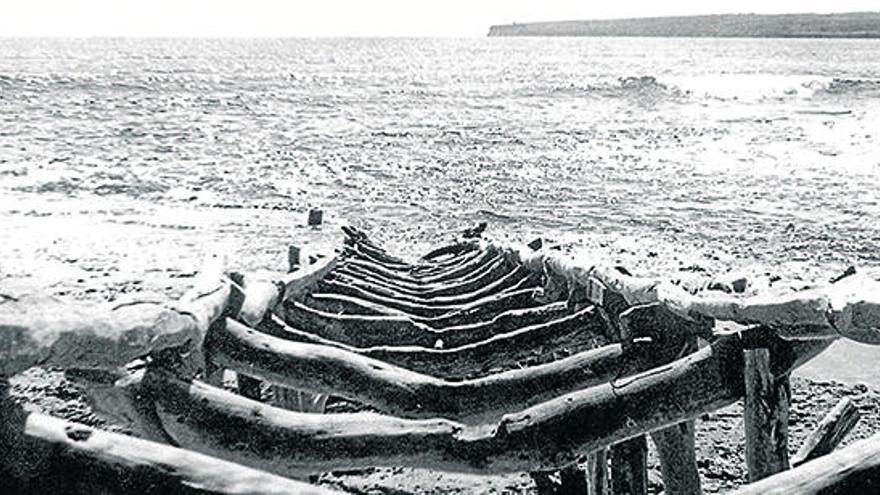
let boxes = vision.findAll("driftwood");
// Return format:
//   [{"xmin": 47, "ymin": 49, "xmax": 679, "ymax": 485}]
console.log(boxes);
[
  {"xmin": 732, "ymin": 430, "xmax": 880, "ymax": 494},
  {"xmin": 147, "ymin": 331, "xmax": 830, "ymax": 476},
  {"xmin": 0, "ymin": 397, "xmax": 338, "ymax": 494},
  {"xmin": 0, "ymin": 255, "xmax": 229, "ymax": 377},
  {"xmin": 281, "ymin": 300, "xmax": 572, "ymax": 348},
  {"xmin": 791, "ymin": 397, "xmax": 861, "ymax": 467},
  {"xmin": 743, "ymin": 348, "xmax": 791, "ymax": 481}
]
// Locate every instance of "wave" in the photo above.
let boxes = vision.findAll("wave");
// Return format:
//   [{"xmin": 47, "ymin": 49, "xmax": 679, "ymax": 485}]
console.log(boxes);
[{"xmin": 546, "ymin": 75, "xmax": 688, "ymax": 100}]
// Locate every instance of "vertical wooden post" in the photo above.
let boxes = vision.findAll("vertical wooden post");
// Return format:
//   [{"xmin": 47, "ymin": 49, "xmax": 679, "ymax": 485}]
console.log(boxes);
[
  {"xmin": 651, "ymin": 421, "xmax": 702, "ymax": 494},
  {"xmin": 288, "ymin": 245, "xmax": 301, "ymax": 273},
  {"xmin": 743, "ymin": 347, "xmax": 791, "ymax": 482},
  {"xmin": 588, "ymin": 449, "xmax": 609, "ymax": 495},
  {"xmin": 650, "ymin": 333, "xmax": 702, "ymax": 494},
  {"xmin": 609, "ymin": 435, "xmax": 648, "ymax": 495}
]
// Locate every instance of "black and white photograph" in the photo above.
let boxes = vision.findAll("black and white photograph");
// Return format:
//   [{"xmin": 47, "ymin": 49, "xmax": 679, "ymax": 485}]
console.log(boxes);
[{"xmin": 2, "ymin": 1, "xmax": 880, "ymax": 493}]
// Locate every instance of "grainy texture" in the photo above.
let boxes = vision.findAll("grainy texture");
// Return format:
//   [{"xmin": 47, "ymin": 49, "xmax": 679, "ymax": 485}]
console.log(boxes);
[
  {"xmin": 743, "ymin": 348, "xmax": 791, "ymax": 482},
  {"xmin": 791, "ymin": 397, "xmax": 861, "ymax": 467}
]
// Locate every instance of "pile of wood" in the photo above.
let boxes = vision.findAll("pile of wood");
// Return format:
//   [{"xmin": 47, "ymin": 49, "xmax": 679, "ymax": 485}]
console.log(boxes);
[{"xmin": 2, "ymin": 225, "xmax": 880, "ymax": 494}]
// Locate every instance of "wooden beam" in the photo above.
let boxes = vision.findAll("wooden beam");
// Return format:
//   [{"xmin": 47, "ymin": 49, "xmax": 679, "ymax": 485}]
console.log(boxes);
[
  {"xmin": 743, "ymin": 348, "xmax": 791, "ymax": 482},
  {"xmin": 791, "ymin": 397, "xmax": 861, "ymax": 467},
  {"xmin": 609, "ymin": 436, "xmax": 648, "ymax": 495},
  {"xmin": 732, "ymin": 430, "xmax": 880, "ymax": 495}
]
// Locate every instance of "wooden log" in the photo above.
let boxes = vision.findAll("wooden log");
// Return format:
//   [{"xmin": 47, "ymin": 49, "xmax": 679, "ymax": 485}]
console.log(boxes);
[
  {"xmin": 0, "ymin": 257, "xmax": 230, "ymax": 377},
  {"xmin": 651, "ymin": 421, "xmax": 702, "ymax": 495},
  {"xmin": 609, "ymin": 435, "xmax": 649, "ymax": 495},
  {"xmin": 337, "ymin": 250, "xmax": 502, "ymax": 289},
  {"xmin": 146, "ymin": 334, "xmax": 830, "ymax": 476},
  {"xmin": 0, "ymin": 398, "xmax": 338, "ymax": 494},
  {"xmin": 413, "ymin": 247, "xmax": 484, "ymax": 275},
  {"xmin": 281, "ymin": 300, "xmax": 572, "ymax": 348},
  {"xmin": 732, "ymin": 430, "xmax": 880, "ymax": 495},
  {"xmin": 421, "ymin": 241, "xmax": 481, "ymax": 262},
  {"xmin": 791, "ymin": 397, "xmax": 861, "ymax": 467},
  {"xmin": 342, "ymin": 244, "xmax": 412, "ymax": 271},
  {"xmin": 588, "ymin": 449, "xmax": 609, "ymax": 495},
  {"xmin": 743, "ymin": 347, "xmax": 791, "ymax": 482}
]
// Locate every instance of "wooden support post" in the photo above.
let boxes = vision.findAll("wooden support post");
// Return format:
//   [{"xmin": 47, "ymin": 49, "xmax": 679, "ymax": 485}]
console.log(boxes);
[
  {"xmin": 288, "ymin": 245, "xmax": 301, "ymax": 273},
  {"xmin": 792, "ymin": 397, "xmax": 861, "ymax": 467},
  {"xmin": 743, "ymin": 347, "xmax": 791, "ymax": 482},
  {"xmin": 588, "ymin": 449, "xmax": 608, "ymax": 495},
  {"xmin": 609, "ymin": 435, "xmax": 648, "ymax": 495},
  {"xmin": 308, "ymin": 209, "xmax": 323, "ymax": 226},
  {"xmin": 651, "ymin": 421, "xmax": 702, "ymax": 495}
]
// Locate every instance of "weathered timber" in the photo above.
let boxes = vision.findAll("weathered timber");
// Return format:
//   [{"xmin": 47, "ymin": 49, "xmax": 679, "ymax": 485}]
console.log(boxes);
[
  {"xmin": 791, "ymin": 397, "xmax": 861, "ymax": 467},
  {"xmin": 327, "ymin": 265, "xmax": 534, "ymax": 306},
  {"xmin": 732, "ymin": 430, "xmax": 880, "ymax": 495},
  {"xmin": 743, "ymin": 347, "xmax": 791, "ymax": 482},
  {"xmin": 609, "ymin": 435, "xmax": 649, "ymax": 495},
  {"xmin": 0, "ymin": 257, "xmax": 229, "ymax": 377},
  {"xmin": 302, "ymin": 287, "xmax": 545, "ymax": 326},
  {"xmin": 147, "ymin": 333, "xmax": 829, "ymax": 475},
  {"xmin": 281, "ymin": 300, "xmax": 572, "ymax": 348},
  {"xmin": 495, "ymin": 241, "xmax": 880, "ymax": 343},
  {"xmin": 421, "ymin": 241, "xmax": 481, "ymax": 262},
  {"xmin": 0, "ymin": 399, "xmax": 337, "ymax": 494},
  {"xmin": 588, "ymin": 449, "xmax": 609, "ymax": 495},
  {"xmin": 315, "ymin": 273, "xmax": 538, "ymax": 318},
  {"xmin": 337, "ymin": 249, "xmax": 502, "ymax": 289},
  {"xmin": 281, "ymin": 254, "xmax": 339, "ymax": 301},
  {"xmin": 342, "ymin": 244, "xmax": 412, "ymax": 271},
  {"xmin": 335, "ymin": 255, "xmax": 512, "ymax": 297},
  {"xmin": 210, "ymin": 317, "xmax": 628, "ymax": 422},
  {"xmin": 651, "ymin": 420, "xmax": 702, "ymax": 495}
]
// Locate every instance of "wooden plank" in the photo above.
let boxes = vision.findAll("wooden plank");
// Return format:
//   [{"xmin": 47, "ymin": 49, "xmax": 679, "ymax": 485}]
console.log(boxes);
[
  {"xmin": 609, "ymin": 435, "xmax": 648, "ymax": 495},
  {"xmin": 732, "ymin": 430, "xmax": 880, "ymax": 495},
  {"xmin": 588, "ymin": 449, "xmax": 609, "ymax": 495},
  {"xmin": 743, "ymin": 348, "xmax": 791, "ymax": 482},
  {"xmin": 791, "ymin": 397, "xmax": 861, "ymax": 467}
]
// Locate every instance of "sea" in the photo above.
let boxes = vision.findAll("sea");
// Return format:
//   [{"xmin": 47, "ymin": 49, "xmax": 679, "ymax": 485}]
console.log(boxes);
[{"xmin": 1, "ymin": 37, "xmax": 879, "ymax": 381}]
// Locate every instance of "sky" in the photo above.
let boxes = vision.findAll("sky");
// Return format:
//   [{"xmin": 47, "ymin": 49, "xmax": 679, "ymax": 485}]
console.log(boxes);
[{"xmin": 1, "ymin": 0, "xmax": 879, "ymax": 37}]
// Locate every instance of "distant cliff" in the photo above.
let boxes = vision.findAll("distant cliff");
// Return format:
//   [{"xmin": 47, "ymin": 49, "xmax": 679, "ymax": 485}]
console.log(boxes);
[{"xmin": 488, "ymin": 12, "xmax": 880, "ymax": 38}]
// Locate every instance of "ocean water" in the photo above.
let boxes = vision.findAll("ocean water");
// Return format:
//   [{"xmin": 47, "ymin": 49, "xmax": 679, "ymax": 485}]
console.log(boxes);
[
  {"xmin": 2, "ymin": 37, "xmax": 879, "ymax": 260},
  {"xmin": 1, "ymin": 37, "xmax": 880, "ymax": 379}
]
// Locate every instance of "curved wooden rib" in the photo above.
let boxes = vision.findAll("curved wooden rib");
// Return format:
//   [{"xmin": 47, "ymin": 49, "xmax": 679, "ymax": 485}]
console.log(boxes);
[
  {"xmin": 315, "ymin": 273, "xmax": 538, "ymax": 318},
  {"xmin": 0, "ymin": 400, "xmax": 337, "ymax": 494},
  {"xmin": 327, "ymin": 266, "xmax": 532, "ymax": 306},
  {"xmin": 0, "ymin": 256, "xmax": 230, "ymax": 377},
  {"xmin": 152, "ymin": 332, "xmax": 830, "ymax": 476},
  {"xmin": 335, "ymin": 255, "xmax": 512, "ymax": 297},
  {"xmin": 340, "ymin": 248, "xmax": 501, "ymax": 287},
  {"xmin": 281, "ymin": 300, "xmax": 572, "ymax": 348},
  {"xmin": 281, "ymin": 255, "xmax": 339, "ymax": 301}
]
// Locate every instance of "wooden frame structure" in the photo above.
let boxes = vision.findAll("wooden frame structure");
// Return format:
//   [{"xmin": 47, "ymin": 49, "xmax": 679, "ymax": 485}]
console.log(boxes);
[{"xmin": 2, "ymin": 225, "xmax": 879, "ymax": 493}]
